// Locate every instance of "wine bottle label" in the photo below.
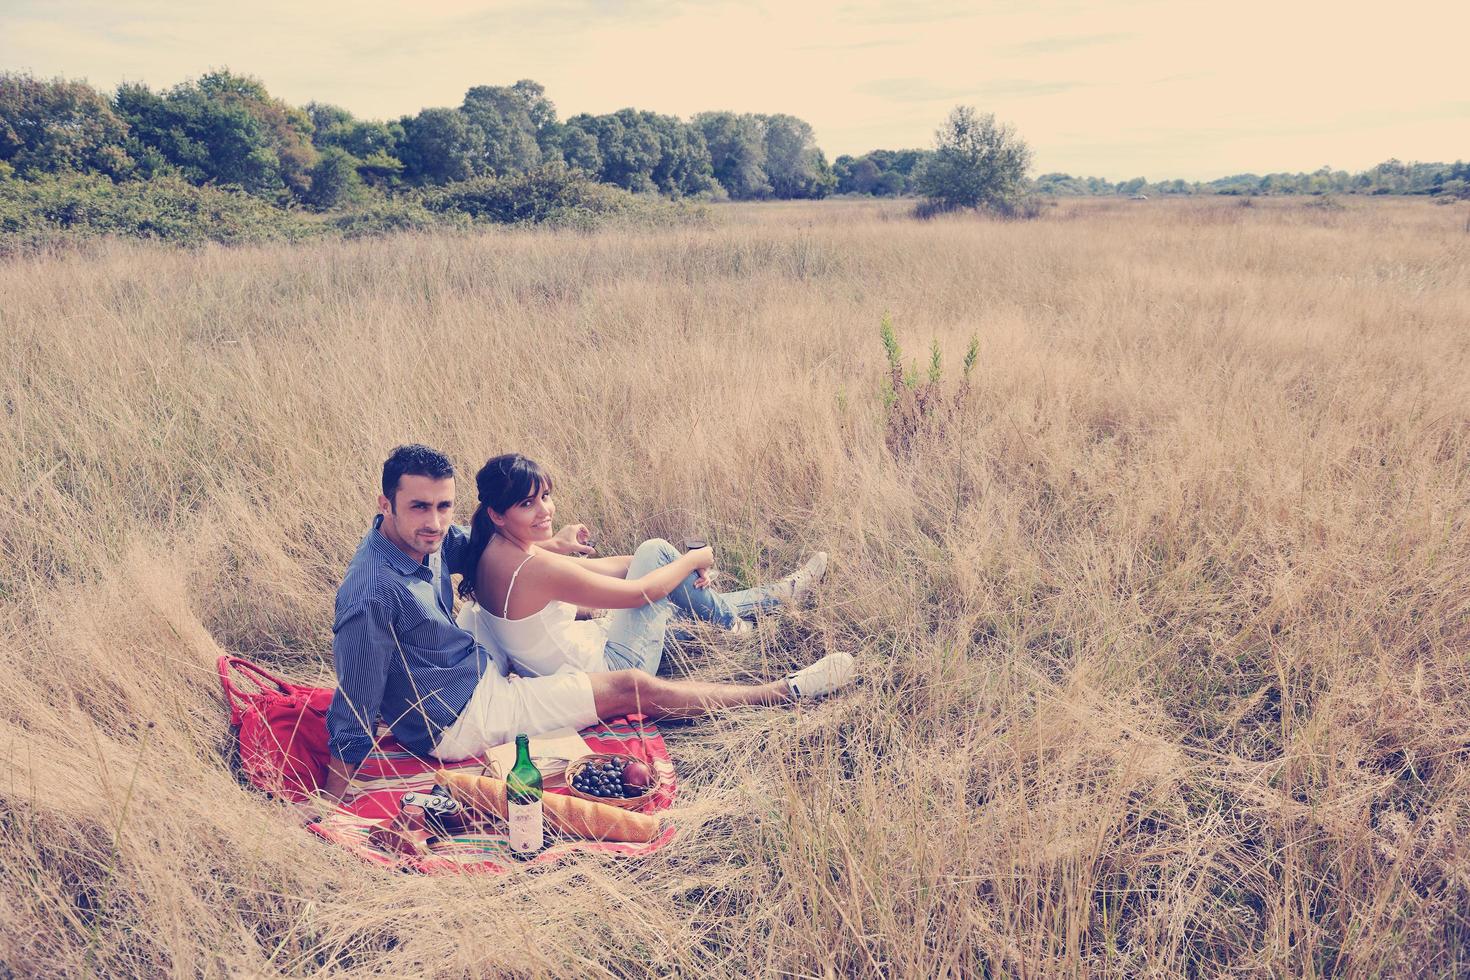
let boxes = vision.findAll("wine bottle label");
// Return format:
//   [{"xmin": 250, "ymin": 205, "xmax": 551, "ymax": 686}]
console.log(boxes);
[{"xmin": 508, "ymin": 800, "xmax": 544, "ymax": 853}]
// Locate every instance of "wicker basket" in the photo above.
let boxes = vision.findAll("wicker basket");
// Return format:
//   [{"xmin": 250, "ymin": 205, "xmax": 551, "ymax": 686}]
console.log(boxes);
[{"xmin": 565, "ymin": 752, "xmax": 657, "ymax": 811}]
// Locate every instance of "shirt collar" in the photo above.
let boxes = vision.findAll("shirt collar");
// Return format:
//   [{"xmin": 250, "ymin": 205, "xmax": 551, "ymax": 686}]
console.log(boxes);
[{"xmin": 369, "ymin": 514, "xmax": 432, "ymax": 578}]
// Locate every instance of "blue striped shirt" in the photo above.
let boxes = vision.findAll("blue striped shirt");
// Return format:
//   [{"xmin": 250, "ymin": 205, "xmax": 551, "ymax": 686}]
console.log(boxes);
[{"xmin": 326, "ymin": 516, "xmax": 489, "ymax": 764}]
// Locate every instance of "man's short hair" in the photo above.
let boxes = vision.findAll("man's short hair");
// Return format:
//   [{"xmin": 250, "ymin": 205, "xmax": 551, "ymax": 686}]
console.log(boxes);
[{"xmin": 382, "ymin": 444, "xmax": 455, "ymax": 502}]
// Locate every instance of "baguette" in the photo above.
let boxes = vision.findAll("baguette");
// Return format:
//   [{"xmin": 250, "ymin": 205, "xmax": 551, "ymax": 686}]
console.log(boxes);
[{"xmin": 435, "ymin": 769, "xmax": 661, "ymax": 844}]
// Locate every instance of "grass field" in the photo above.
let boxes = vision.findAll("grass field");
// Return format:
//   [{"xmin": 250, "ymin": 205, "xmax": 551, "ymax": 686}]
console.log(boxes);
[{"xmin": 1, "ymin": 196, "xmax": 1467, "ymax": 977}]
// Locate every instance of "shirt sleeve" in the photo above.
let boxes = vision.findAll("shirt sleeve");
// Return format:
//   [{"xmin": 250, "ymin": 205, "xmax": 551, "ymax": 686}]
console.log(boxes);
[
  {"xmin": 327, "ymin": 597, "xmax": 396, "ymax": 766},
  {"xmin": 443, "ymin": 523, "xmax": 474, "ymax": 579}
]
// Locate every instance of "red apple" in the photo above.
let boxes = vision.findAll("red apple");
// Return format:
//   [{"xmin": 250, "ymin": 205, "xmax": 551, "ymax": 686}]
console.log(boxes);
[{"xmin": 621, "ymin": 759, "xmax": 653, "ymax": 792}]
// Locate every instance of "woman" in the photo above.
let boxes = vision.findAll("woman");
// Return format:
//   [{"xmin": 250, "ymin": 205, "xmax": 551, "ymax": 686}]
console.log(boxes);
[{"xmin": 455, "ymin": 453, "xmax": 829, "ymax": 679}]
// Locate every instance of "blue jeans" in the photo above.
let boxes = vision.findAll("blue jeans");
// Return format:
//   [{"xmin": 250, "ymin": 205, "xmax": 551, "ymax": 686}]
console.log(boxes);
[{"xmin": 602, "ymin": 538, "xmax": 782, "ymax": 675}]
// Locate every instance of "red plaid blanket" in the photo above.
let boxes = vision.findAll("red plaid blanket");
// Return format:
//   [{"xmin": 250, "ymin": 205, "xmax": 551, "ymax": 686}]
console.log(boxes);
[
  {"xmin": 218, "ymin": 655, "xmax": 676, "ymax": 874},
  {"xmin": 305, "ymin": 715, "xmax": 677, "ymax": 874}
]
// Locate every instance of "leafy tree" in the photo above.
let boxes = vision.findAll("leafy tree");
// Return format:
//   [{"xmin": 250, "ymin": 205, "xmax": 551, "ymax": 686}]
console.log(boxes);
[
  {"xmin": 461, "ymin": 83, "xmax": 543, "ymax": 175},
  {"xmin": 844, "ymin": 156, "xmax": 880, "ymax": 194},
  {"xmin": 760, "ymin": 113, "xmax": 833, "ymax": 198},
  {"xmin": 305, "ymin": 103, "xmax": 404, "ymax": 187},
  {"xmin": 197, "ymin": 70, "xmax": 315, "ymax": 196},
  {"xmin": 1034, "ymin": 172, "xmax": 1080, "ymax": 195},
  {"xmin": 694, "ymin": 111, "xmax": 769, "ymax": 199},
  {"xmin": 554, "ymin": 109, "xmax": 711, "ymax": 196},
  {"xmin": 645, "ymin": 112, "xmax": 714, "ymax": 196},
  {"xmin": 916, "ymin": 106, "xmax": 1032, "ymax": 214},
  {"xmin": 876, "ymin": 170, "xmax": 905, "ymax": 196},
  {"xmin": 836, "ymin": 148, "xmax": 929, "ymax": 196},
  {"xmin": 0, "ymin": 73, "xmax": 133, "ymax": 178},
  {"xmin": 565, "ymin": 110, "xmax": 660, "ymax": 192},
  {"xmin": 871, "ymin": 149, "xmax": 928, "ymax": 193},
  {"xmin": 604, "ymin": 109, "xmax": 663, "ymax": 192},
  {"xmin": 398, "ymin": 107, "xmax": 481, "ymax": 185},
  {"xmin": 509, "ymin": 79, "xmax": 562, "ymax": 159},
  {"xmin": 552, "ymin": 122, "xmax": 601, "ymax": 175},
  {"xmin": 305, "ymin": 102, "xmax": 354, "ymax": 141},
  {"xmin": 113, "ymin": 70, "xmax": 316, "ymax": 200},
  {"xmin": 303, "ymin": 146, "xmax": 364, "ymax": 210}
]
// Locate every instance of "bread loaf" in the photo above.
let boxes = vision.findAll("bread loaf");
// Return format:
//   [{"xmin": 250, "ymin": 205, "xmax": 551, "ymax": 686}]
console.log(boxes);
[{"xmin": 435, "ymin": 769, "xmax": 661, "ymax": 844}]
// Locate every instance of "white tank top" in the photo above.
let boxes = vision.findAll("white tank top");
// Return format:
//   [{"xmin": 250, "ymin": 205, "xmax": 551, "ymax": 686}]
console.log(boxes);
[{"xmin": 464, "ymin": 553, "xmax": 609, "ymax": 677}]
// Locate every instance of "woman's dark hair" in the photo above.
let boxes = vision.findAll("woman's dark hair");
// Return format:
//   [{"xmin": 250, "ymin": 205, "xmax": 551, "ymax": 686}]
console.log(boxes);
[{"xmin": 458, "ymin": 453, "xmax": 554, "ymax": 601}]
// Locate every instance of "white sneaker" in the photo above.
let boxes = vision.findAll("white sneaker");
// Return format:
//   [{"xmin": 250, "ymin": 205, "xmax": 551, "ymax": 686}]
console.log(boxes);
[
  {"xmin": 777, "ymin": 552, "xmax": 828, "ymax": 603},
  {"xmin": 786, "ymin": 651, "xmax": 856, "ymax": 699}
]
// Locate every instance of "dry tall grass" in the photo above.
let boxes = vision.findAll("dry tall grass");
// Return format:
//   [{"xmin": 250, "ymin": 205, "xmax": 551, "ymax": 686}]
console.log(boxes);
[{"xmin": 1, "ymin": 196, "xmax": 1467, "ymax": 977}]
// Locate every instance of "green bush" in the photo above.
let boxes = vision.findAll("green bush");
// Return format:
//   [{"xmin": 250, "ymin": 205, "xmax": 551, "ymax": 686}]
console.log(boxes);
[
  {"xmin": 325, "ymin": 197, "xmax": 460, "ymax": 238},
  {"xmin": 915, "ymin": 106, "xmax": 1033, "ymax": 218},
  {"xmin": 420, "ymin": 163, "xmax": 693, "ymax": 228},
  {"xmin": 0, "ymin": 173, "xmax": 319, "ymax": 254},
  {"xmin": 0, "ymin": 166, "xmax": 702, "ymax": 255}
]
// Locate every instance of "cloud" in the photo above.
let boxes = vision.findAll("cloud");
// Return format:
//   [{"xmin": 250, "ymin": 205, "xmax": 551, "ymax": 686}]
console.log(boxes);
[
  {"xmin": 982, "ymin": 78, "xmax": 1084, "ymax": 98},
  {"xmin": 836, "ymin": 0, "xmax": 977, "ymax": 25},
  {"xmin": 1002, "ymin": 32, "xmax": 1138, "ymax": 55},
  {"xmin": 1146, "ymin": 71, "xmax": 1215, "ymax": 86},
  {"xmin": 859, "ymin": 75, "xmax": 1085, "ymax": 104},
  {"xmin": 338, "ymin": 0, "xmax": 699, "ymax": 59},
  {"xmin": 797, "ymin": 38, "xmax": 907, "ymax": 52},
  {"xmin": 857, "ymin": 77, "xmax": 978, "ymax": 102},
  {"xmin": 0, "ymin": 0, "xmax": 712, "ymax": 65}
]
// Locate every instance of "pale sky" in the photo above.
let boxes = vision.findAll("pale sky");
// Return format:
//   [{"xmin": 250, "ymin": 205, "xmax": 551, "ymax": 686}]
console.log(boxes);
[{"xmin": 2, "ymin": 0, "xmax": 1466, "ymax": 181}]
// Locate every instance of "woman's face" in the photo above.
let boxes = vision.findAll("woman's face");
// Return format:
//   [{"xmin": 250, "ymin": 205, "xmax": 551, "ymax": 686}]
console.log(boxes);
[{"xmin": 492, "ymin": 482, "xmax": 555, "ymax": 542}]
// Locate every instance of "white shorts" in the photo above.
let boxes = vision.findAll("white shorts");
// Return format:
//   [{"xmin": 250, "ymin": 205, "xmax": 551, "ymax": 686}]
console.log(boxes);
[{"xmin": 431, "ymin": 665, "xmax": 599, "ymax": 762}]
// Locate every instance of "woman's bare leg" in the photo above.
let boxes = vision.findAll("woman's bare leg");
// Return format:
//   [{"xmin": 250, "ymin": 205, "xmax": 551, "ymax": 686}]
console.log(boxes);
[{"xmin": 589, "ymin": 669, "xmax": 791, "ymax": 721}]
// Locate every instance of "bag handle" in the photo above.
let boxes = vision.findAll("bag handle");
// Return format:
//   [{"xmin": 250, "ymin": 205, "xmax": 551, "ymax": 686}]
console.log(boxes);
[{"xmin": 217, "ymin": 655, "xmax": 294, "ymax": 726}]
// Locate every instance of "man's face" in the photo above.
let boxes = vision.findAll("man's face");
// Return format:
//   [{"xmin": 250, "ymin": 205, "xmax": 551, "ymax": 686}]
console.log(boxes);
[{"xmin": 378, "ymin": 475, "xmax": 456, "ymax": 561}]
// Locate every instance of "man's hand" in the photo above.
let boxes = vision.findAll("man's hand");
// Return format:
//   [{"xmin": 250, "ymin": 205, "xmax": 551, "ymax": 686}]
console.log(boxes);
[
  {"xmin": 321, "ymin": 755, "xmax": 359, "ymax": 805},
  {"xmin": 547, "ymin": 523, "xmax": 596, "ymax": 557}
]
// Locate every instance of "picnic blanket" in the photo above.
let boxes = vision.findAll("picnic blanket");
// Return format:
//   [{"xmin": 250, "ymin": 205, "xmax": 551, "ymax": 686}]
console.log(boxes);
[
  {"xmin": 307, "ymin": 716, "xmax": 677, "ymax": 873},
  {"xmin": 219, "ymin": 656, "xmax": 677, "ymax": 874}
]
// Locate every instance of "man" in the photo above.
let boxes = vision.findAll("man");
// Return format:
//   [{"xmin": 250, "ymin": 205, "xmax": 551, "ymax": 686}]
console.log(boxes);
[{"xmin": 324, "ymin": 444, "xmax": 854, "ymax": 802}]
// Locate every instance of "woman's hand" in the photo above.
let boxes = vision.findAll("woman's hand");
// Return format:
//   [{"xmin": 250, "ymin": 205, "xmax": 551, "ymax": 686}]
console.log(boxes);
[
  {"xmin": 548, "ymin": 523, "xmax": 596, "ymax": 557},
  {"xmin": 687, "ymin": 546, "xmax": 716, "ymax": 589}
]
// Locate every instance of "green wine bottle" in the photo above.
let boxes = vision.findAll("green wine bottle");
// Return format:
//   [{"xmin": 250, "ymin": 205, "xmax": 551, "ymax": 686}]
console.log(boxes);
[{"xmin": 506, "ymin": 734, "xmax": 544, "ymax": 856}]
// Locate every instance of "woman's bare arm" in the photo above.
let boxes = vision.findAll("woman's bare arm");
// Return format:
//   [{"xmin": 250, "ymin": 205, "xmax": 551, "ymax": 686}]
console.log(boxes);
[
  {"xmin": 573, "ymin": 554, "xmax": 633, "ymax": 578},
  {"xmin": 535, "ymin": 552, "xmax": 629, "ymax": 616},
  {"xmin": 528, "ymin": 548, "xmax": 711, "ymax": 611}
]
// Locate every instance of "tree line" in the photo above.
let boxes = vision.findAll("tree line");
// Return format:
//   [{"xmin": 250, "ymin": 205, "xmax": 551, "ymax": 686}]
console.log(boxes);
[
  {"xmin": 2, "ymin": 68, "xmax": 1464, "ymax": 219},
  {"xmin": 1033, "ymin": 160, "xmax": 1470, "ymax": 199},
  {"xmin": 834, "ymin": 152, "xmax": 1469, "ymax": 200},
  {"xmin": 0, "ymin": 70, "xmax": 838, "ymax": 210}
]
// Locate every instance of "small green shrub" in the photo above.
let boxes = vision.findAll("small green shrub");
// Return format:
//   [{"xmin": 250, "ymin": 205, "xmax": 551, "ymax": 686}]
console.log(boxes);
[
  {"xmin": 913, "ymin": 191, "xmax": 1042, "ymax": 221},
  {"xmin": 879, "ymin": 313, "xmax": 979, "ymax": 458}
]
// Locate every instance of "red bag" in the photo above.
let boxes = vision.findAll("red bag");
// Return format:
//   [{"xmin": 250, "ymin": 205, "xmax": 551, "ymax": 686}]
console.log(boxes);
[{"xmin": 218, "ymin": 656, "xmax": 334, "ymax": 802}]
